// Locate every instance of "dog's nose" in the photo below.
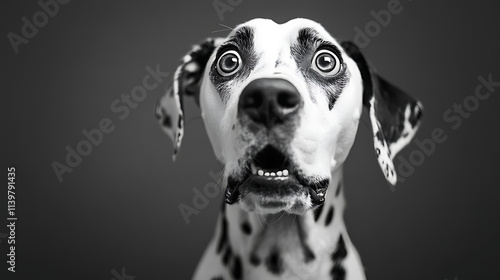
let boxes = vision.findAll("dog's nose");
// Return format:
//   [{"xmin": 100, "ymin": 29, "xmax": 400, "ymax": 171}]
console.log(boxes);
[{"xmin": 238, "ymin": 78, "xmax": 302, "ymax": 127}]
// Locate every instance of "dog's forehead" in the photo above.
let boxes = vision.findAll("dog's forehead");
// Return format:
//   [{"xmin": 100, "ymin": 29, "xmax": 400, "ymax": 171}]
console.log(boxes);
[{"xmin": 228, "ymin": 18, "xmax": 338, "ymax": 52}]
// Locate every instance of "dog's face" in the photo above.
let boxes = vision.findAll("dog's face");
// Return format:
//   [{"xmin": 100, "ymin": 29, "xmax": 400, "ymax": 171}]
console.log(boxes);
[
  {"xmin": 201, "ymin": 19, "xmax": 363, "ymax": 214},
  {"xmin": 156, "ymin": 18, "xmax": 423, "ymax": 215}
]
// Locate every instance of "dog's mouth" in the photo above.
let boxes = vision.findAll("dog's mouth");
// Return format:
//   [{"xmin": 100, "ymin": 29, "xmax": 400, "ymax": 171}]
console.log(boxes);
[
  {"xmin": 249, "ymin": 145, "xmax": 292, "ymax": 179},
  {"xmin": 225, "ymin": 145, "xmax": 328, "ymax": 214}
]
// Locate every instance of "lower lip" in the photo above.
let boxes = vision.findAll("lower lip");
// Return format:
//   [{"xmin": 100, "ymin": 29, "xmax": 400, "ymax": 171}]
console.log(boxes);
[
  {"xmin": 239, "ymin": 174, "xmax": 301, "ymax": 196},
  {"xmin": 260, "ymin": 200, "xmax": 288, "ymax": 208}
]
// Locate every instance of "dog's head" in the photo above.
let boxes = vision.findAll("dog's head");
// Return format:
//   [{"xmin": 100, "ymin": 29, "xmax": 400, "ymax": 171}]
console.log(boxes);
[{"xmin": 156, "ymin": 18, "xmax": 423, "ymax": 214}]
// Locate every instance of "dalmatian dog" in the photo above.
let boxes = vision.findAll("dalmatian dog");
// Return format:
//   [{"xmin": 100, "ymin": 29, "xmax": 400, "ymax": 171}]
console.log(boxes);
[{"xmin": 155, "ymin": 18, "xmax": 423, "ymax": 280}]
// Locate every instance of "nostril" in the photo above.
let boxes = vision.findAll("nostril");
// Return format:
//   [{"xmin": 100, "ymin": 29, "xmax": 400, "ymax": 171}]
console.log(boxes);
[
  {"xmin": 277, "ymin": 91, "xmax": 300, "ymax": 109},
  {"xmin": 242, "ymin": 92, "xmax": 263, "ymax": 109}
]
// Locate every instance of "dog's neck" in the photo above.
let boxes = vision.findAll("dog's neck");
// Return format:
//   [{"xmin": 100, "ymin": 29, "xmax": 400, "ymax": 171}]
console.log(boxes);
[{"xmin": 217, "ymin": 167, "xmax": 351, "ymax": 277}]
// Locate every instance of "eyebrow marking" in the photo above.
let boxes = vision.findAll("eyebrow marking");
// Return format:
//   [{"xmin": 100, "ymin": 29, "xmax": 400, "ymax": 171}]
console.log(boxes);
[
  {"xmin": 221, "ymin": 26, "xmax": 254, "ymax": 52},
  {"xmin": 297, "ymin": 28, "xmax": 323, "ymax": 47},
  {"xmin": 296, "ymin": 28, "xmax": 341, "ymax": 55}
]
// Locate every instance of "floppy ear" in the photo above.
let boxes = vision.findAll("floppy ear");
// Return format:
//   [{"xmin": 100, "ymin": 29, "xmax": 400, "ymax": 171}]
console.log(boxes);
[
  {"xmin": 341, "ymin": 41, "xmax": 424, "ymax": 185},
  {"xmin": 155, "ymin": 38, "xmax": 223, "ymax": 160}
]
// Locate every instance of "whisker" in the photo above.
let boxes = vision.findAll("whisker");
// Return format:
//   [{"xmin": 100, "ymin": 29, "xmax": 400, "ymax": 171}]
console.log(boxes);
[
  {"xmin": 257, "ymin": 215, "xmax": 268, "ymax": 228},
  {"xmin": 219, "ymin": 23, "xmax": 234, "ymax": 30},
  {"xmin": 274, "ymin": 211, "xmax": 286, "ymax": 223},
  {"xmin": 216, "ymin": 167, "xmax": 225, "ymax": 188},
  {"xmin": 211, "ymin": 29, "xmax": 231, "ymax": 34},
  {"xmin": 291, "ymin": 214, "xmax": 298, "ymax": 227}
]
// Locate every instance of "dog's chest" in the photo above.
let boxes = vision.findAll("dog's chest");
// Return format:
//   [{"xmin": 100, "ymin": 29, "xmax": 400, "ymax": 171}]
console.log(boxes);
[
  {"xmin": 210, "ymin": 239, "xmax": 334, "ymax": 280},
  {"xmin": 211, "ymin": 214, "xmax": 339, "ymax": 280}
]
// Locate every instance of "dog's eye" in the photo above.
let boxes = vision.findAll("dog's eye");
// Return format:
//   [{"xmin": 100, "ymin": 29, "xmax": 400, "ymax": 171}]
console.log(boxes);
[
  {"xmin": 217, "ymin": 50, "xmax": 242, "ymax": 76},
  {"xmin": 311, "ymin": 49, "xmax": 341, "ymax": 76}
]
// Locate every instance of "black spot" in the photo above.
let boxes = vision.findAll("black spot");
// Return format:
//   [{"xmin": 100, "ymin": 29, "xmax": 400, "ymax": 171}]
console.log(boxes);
[
  {"xmin": 335, "ymin": 182, "xmax": 342, "ymax": 197},
  {"xmin": 330, "ymin": 235, "xmax": 347, "ymax": 279},
  {"xmin": 250, "ymin": 254, "xmax": 261, "ymax": 266},
  {"xmin": 332, "ymin": 235, "xmax": 347, "ymax": 261},
  {"xmin": 211, "ymin": 277, "xmax": 224, "ymax": 280},
  {"xmin": 217, "ymin": 217, "xmax": 228, "ymax": 254},
  {"xmin": 162, "ymin": 115, "xmax": 172, "ymax": 128},
  {"xmin": 161, "ymin": 110, "xmax": 172, "ymax": 127},
  {"xmin": 325, "ymin": 206, "xmax": 334, "ymax": 226},
  {"xmin": 410, "ymin": 104, "xmax": 423, "ymax": 127},
  {"xmin": 265, "ymin": 248, "xmax": 284, "ymax": 275},
  {"xmin": 222, "ymin": 246, "xmax": 232, "ymax": 266},
  {"xmin": 241, "ymin": 221, "xmax": 252, "ymax": 235},
  {"xmin": 275, "ymin": 59, "xmax": 282, "ymax": 68},
  {"xmin": 314, "ymin": 203, "xmax": 324, "ymax": 222},
  {"xmin": 303, "ymin": 245, "xmax": 316, "ymax": 263},
  {"xmin": 232, "ymin": 124, "xmax": 235, "ymax": 130},
  {"xmin": 331, "ymin": 264, "xmax": 346, "ymax": 280},
  {"xmin": 231, "ymin": 256, "xmax": 243, "ymax": 279}
]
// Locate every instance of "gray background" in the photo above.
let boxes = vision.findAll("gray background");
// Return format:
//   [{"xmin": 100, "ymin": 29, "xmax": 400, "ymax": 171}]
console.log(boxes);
[{"xmin": 2, "ymin": 0, "xmax": 500, "ymax": 279}]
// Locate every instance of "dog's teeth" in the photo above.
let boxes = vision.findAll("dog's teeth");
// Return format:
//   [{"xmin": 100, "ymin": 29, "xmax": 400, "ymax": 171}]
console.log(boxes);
[
  {"xmin": 251, "ymin": 163, "xmax": 257, "ymax": 174},
  {"xmin": 256, "ymin": 169, "xmax": 289, "ymax": 177}
]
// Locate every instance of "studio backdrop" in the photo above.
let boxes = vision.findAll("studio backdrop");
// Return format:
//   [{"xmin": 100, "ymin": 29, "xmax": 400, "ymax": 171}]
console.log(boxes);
[{"xmin": 2, "ymin": 0, "xmax": 500, "ymax": 279}]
